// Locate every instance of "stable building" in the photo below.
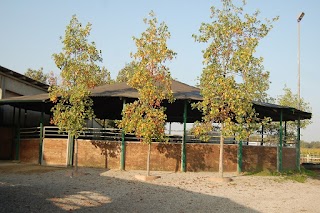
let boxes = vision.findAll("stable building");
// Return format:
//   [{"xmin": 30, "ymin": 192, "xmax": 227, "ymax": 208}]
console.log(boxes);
[{"xmin": 0, "ymin": 79, "xmax": 312, "ymax": 173}]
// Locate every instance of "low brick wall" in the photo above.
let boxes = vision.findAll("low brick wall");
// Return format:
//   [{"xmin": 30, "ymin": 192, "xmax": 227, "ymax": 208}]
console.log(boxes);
[
  {"xmin": 186, "ymin": 144, "xmax": 238, "ymax": 172},
  {"xmin": 77, "ymin": 139, "xmax": 120, "ymax": 169},
  {"xmin": 125, "ymin": 142, "xmax": 182, "ymax": 171},
  {"xmin": 18, "ymin": 138, "xmax": 297, "ymax": 172},
  {"xmin": 242, "ymin": 146, "xmax": 277, "ymax": 171},
  {"xmin": 283, "ymin": 147, "xmax": 297, "ymax": 170},
  {"xmin": 20, "ymin": 139, "xmax": 40, "ymax": 164},
  {"xmin": 42, "ymin": 138, "xmax": 68, "ymax": 166}
]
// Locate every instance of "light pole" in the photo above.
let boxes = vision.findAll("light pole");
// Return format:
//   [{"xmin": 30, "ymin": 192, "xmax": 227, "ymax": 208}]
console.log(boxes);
[
  {"xmin": 297, "ymin": 12, "xmax": 305, "ymax": 110},
  {"xmin": 296, "ymin": 12, "xmax": 304, "ymax": 171}
]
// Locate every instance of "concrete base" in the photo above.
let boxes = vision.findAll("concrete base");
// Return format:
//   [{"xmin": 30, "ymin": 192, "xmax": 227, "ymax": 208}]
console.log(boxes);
[
  {"xmin": 135, "ymin": 175, "xmax": 161, "ymax": 181},
  {"xmin": 209, "ymin": 177, "xmax": 233, "ymax": 183}
]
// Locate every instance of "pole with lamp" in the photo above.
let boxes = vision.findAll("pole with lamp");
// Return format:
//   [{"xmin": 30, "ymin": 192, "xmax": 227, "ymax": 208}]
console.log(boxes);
[{"xmin": 296, "ymin": 12, "xmax": 304, "ymax": 171}]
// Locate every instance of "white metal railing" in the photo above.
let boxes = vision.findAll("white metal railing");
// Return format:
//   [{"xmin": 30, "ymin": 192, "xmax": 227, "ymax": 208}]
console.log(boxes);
[
  {"xmin": 19, "ymin": 126, "xmax": 296, "ymax": 146},
  {"xmin": 300, "ymin": 154, "xmax": 320, "ymax": 163}
]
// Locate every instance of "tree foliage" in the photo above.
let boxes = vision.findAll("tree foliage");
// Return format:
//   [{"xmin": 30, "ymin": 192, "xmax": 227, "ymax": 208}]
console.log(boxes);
[
  {"xmin": 49, "ymin": 15, "xmax": 110, "ymax": 138},
  {"xmin": 277, "ymin": 85, "xmax": 312, "ymax": 135},
  {"xmin": 117, "ymin": 11, "xmax": 176, "ymax": 144},
  {"xmin": 192, "ymin": 0, "xmax": 277, "ymax": 176},
  {"xmin": 301, "ymin": 141, "xmax": 320, "ymax": 148},
  {"xmin": 192, "ymin": 0, "xmax": 277, "ymax": 141},
  {"xmin": 25, "ymin": 67, "xmax": 48, "ymax": 84},
  {"xmin": 116, "ymin": 62, "xmax": 136, "ymax": 83}
]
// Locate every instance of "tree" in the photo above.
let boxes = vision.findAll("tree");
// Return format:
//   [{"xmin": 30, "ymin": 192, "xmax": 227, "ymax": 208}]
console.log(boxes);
[
  {"xmin": 277, "ymin": 86, "xmax": 312, "ymax": 141},
  {"xmin": 192, "ymin": 0, "xmax": 277, "ymax": 178},
  {"xmin": 25, "ymin": 67, "xmax": 48, "ymax": 84},
  {"xmin": 98, "ymin": 66, "xmax": 114, "ymax": 85},
  {"xmin": 117, "ymin": 11, "xmax": 176, "ymax": 176},
  {"xmin": 116, "ymin": 62, "xmax": 136, "ymax": 83},
  {"xmin": 49, "ymin": 15, "xmax": 110, "ymax": 172}
]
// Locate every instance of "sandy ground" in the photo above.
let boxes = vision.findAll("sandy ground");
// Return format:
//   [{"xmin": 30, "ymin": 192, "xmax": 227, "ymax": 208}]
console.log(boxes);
[{"xmin": 0, "ymin": 163, "xmax": 320, "ymax": 213}]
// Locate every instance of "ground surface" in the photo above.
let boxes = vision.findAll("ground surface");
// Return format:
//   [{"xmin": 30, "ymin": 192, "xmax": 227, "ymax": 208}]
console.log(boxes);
[{"xmin": 0, "ymin": 162, "xmax": 320, "ymax": 213}]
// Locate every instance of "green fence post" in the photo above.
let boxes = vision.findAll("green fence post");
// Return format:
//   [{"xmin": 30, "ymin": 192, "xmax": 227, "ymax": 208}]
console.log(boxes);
[
  {"xmin": 237, "ymin": 140, "xmax": 243, "ymax": 173},
  {"xmin": 277, "ymin": 109, "xmax": 283, "ymax": 172},
  {"xmin": 120, "ymin": 98, "xmax": 126, "ymax": 171},
  {"xmin": 181, "ymin": 100, "xmax": 187, "ymax": 172},
  {"xmin": 15, "ymin": 108, "xmax": 21, "ymax": 161},
  {"xmin": 296, "ymin": 117, "xmax": 301, "ymax": 171}
]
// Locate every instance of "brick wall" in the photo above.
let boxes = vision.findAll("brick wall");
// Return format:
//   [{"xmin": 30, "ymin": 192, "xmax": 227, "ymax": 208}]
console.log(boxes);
[
  {"xmin": 186, "ymin": 144, "xmax": 238, "ymax": 172},
  {"xmin": 18, "ymin": 137, "xmax": 297, "ymax": 172},
  {"xmin": 77, "ymin": 139, "xmax": 120, "ymax": 169},
  {"xmin": 283, "ymin": 147, "xmax": 297, "ymax": 170},
  {"xmin": 20, "ymin": 139, "xmax": 40, "ymax": 164},
  {"xmin": 125, "ymin": 142, "xmax": 182, "ymax": 171},
  {"xmin": 42, "ymin": 138, "xmax": 67, "ymax": 166},
  {"xmin": 242, "ymin": 146, "xmax": 277, "ymax": 171}
]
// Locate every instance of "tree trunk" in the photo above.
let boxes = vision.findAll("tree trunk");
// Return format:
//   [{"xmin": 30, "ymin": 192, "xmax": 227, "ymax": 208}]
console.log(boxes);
[
  {"xmin": 219, "ymin": 124, "xmax": 224, "ymax": 178},
  {"xmin": 147, "ymin": 143, "xmax": 151, "ymax": 176},
  {"xmin": 74, "ymin": 138, "xmax": 78, "ymax": 173}
]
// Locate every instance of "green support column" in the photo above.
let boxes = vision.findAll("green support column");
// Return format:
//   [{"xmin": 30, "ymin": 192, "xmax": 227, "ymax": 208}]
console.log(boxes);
[
  {"xmin": 296, "ymin": 117, "xmax": 301, "ymax": 171},
  {"xmin": 181, "ymin": 100, "xmax": 187, "ymax": 172},
  {"xmin": 12, "ymin": 107, "xmax": 16, "ymax": 125},
  {"xmin": 120, "ymin": 98, "xmax": 126, "ymax": 171},
  {"xmin": 15, "ymin": 108, "xmax": 21, "ymax": 161},
  {"xmin": 39, "ymin": 106, "xmax": 44, "ymax": 165},
  {"xmin": 237, "ymin": 140, "xmax": 243, "ymax": 173},
  {"xmin": 277, "ymin": 110, "xmax": 283, "ymax": 172},
  {"xmin": 261, "ymin": 124, "xmax": 264, "ymax": 146},
  {"xmin": 284, "ymin": 121, "xmax": 287, "ymax": 146}
]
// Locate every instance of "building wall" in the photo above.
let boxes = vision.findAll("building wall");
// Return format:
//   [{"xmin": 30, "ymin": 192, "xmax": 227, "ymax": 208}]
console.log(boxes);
[
  {"xmin": 0, "ymin": 72, "xmax": 49, "ymax": 127},
  {"xmin": 18, "ymin": 138, "xmax": 297, "ymax": 172},
  {"xmin": 0, "ymin": 127, "xmax": 14, "ymax": 160},
  {"xmin": 283, "ymin": 147, "xmax": 297, "ymax": 170},
  {"xmin": 42, "ymin": 138, "xmax": 68, "ymax": 166},
  {"xmin": 77, "ymin": 139, "xmax": 120, "ymax": 169},
  {"xmin": 242, "ymin": 146, "xmax": 277, "ymax": 171},
  {"xmin": 20, "ymin": 139, "xmax": 40, "ymax": 164}
]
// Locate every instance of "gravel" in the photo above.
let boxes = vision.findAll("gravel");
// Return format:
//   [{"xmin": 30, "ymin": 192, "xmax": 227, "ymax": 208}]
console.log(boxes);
[{"xmin": 0, "ymin": 163, "xmax": 319, "ymax": 213}]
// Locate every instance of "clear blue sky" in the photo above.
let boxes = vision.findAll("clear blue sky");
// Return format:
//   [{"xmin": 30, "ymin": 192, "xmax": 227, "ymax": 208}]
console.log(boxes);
[{"xmin": 1, "ymin": 0, "xmax": 319, "ymax": 141}]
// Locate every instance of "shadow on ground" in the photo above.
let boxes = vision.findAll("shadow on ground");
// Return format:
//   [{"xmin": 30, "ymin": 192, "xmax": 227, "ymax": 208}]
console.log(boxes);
[{"xmin": 0, "ymin": 164, "xmax": 258, "ymax": 213}]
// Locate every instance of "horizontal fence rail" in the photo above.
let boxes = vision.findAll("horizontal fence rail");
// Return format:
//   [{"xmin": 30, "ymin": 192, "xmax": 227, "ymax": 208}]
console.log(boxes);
[
  {"xmin": 18, "ymin": 126, "xmax": 297, "ymax": 146},
  {"xmin": 20, "ymin": 127, "xmax": 41, "ymax": 139},
  {"xmin": 301, "ymin": 154, "xmax": 320, "ymax": 164}
]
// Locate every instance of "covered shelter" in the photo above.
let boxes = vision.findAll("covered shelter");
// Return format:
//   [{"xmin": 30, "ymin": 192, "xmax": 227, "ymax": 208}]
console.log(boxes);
[{"xmin": 0, "ymin": 80, "xmax": 312, "ymax": 172}]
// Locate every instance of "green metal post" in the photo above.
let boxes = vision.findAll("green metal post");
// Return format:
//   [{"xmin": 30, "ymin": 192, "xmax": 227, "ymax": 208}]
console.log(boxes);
[
  {"xmin": 24, "ymin": 109, "xmax": 27, "ymax": 127},
  {"xmin": 120, "ymin": 98, "xmax": 126, "ymax": 171},
  {"xmin": 277, "ymin": 110, "xmax": 283, "ymax": 172},
  {"xmin": 284, "ymin": 121, "xmax": 287, "ymax": 146},
  {"xmin": 181, "ymin": 100, "xmax": 187, "ymax": 172},
  {"xmin": 261, "ymin": 124, "xmax": 264, "ymax": 146},
  {"xmin": 15, "ymin": 108, "xmax": 21, "ymax": 161},
  {"xmin": 12, "ymin": 107, "xmax": 16, "ymax": 125},
  {"xmin": 296, "ymin": 117, "xmax": 301, "ymax": 171},
  {"xmin": 237, "ymin": 140, "xmax": 243, "ymax": 173},
  {"xmin": 39, "ymin": 107, "xmax": 44, "ymax": 165}
]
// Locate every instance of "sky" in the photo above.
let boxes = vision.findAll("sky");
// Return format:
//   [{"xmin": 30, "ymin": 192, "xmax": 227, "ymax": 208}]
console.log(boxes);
[{"xmin": 0, "ymin": 0, "xmax": 319, "ymax": 142}]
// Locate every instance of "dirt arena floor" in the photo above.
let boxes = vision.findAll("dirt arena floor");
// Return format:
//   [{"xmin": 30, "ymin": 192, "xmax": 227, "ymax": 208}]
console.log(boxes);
[{"xmin": 1, "ymin": 162, "xmax": 320, "ymax": 213}]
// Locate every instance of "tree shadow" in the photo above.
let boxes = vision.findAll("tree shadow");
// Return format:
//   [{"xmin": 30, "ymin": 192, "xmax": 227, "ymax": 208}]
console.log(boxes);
[
  {"xmin": 90, "ymin": 140, "xmax": 121, "ymax": 169},
  {"xmin": 0, "ymin": 166, "xmax": 259, "ymax": 213},
  {"xmin": 186, "ymin": 144, "xmax": 214, "ymax": 172},
  {"xmin": 156, "ymin": 142, "xmax": 181, "ymax": 172}
]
